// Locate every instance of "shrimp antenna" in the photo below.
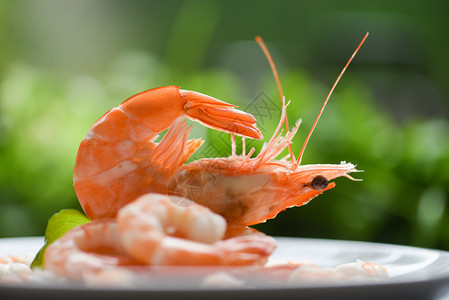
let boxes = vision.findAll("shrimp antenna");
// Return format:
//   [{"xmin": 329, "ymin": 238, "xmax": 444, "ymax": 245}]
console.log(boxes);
[
  {"xmin": 295, "ymin": 32, "xmax": 369, "ymax": 167},
  {"xmin": 255, "ymin": 36, "xmax": 295, "ymax": 163}
]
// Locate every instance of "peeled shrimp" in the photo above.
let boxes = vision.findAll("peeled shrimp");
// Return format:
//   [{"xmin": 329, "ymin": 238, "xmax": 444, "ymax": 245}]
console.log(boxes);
[
  {"xmin": 117, "ymin": 193, "xmax": 276, "ymax": 265},
  {"xmin": 44, "ymin": 193, "xmax": 276, "ymax": 277},
  {"xmin": 201, "ymin": 261, "xmax": 389, "ymax": 288}
]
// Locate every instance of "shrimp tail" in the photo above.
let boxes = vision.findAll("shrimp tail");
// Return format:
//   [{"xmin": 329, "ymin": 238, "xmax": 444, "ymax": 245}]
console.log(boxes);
[{"xmin": 181, "ymin": 90, "xmax": 263, "ymax": 140}]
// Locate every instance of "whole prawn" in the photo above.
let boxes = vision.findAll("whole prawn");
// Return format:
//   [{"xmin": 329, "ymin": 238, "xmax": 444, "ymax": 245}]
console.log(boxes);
[{"xmin": 57, "ymin": 33, "xmax": 369, "ymax": 272}]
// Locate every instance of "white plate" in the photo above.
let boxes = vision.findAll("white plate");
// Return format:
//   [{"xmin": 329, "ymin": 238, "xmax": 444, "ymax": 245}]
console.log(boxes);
[
  {"xmin": 1, "ymin": 237, "xmax": 449, "ymax": 299},
  {"xmin": 0, "ymin": 236, "xmax": 44, "ymax": 257},
  {"xmin": 270, "ymin": 237, "xmax": 449, "ymax": 281}
]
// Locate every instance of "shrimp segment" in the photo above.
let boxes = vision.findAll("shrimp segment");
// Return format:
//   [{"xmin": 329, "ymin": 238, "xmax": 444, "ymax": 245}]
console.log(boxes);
[
  {"xmin": 74, "ymin": 86, "xmax": 263, "ymax": 220},
  {"xmin": 117, "ymin": 194, "xmax": 276, "ymax": 266}
]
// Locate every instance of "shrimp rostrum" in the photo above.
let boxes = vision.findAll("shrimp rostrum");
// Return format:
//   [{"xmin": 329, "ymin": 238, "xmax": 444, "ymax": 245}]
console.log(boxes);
[{"xmin": 61, "ymin": 34, "xmax": 369, "ymax": 270}]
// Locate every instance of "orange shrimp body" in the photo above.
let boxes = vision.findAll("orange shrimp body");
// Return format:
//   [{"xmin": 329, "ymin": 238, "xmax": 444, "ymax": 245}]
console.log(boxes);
[
  {"xmin": 73, "ymin": 86, "xmax": 262, "ymax": 219},
  {"xmin": 74, "ymin": 33, "xmax": 368, "ymax": 227}
]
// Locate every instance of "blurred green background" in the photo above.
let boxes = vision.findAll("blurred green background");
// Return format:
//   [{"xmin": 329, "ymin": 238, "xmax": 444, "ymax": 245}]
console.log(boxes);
[{"xmin": 0, "ymin": 0, "xmax": 448, "ymax": 250}]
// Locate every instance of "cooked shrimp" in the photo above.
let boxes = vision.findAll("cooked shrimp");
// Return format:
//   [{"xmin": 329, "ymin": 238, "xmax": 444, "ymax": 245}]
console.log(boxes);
[
  {"xmin": 287, "ymin": 260, "xmax": 389, "ymax": 283},
  {"xmin": 116, "ymin": 193, "xmax": 276, "ymax": 265},
  {"xmin": 44, "ymin": 219, "xmax": 136, "ymax": 278},
  {"xmin": 201, "ymin": 260, "xmax": 388, "ymax": 288},
  {"xmin": 73, "ymin": 87, "xmax": 263, "ymax": 219},
  {"xmin": 74, "ymin": 34, "xmax": 368, "ymax": 228},
  {"xmin": 339, "ymin": 260, "xmax": 389, "ymax": 279},
  {"xmin": 43, "ymin": 193, "xmax": 274, "ymax": 280}
]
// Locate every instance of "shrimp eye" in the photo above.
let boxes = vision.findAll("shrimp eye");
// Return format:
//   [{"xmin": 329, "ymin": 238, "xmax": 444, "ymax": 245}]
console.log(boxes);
[{"xmin": 311, "ymin": 175, "xmax": 328, "ymax": 191}]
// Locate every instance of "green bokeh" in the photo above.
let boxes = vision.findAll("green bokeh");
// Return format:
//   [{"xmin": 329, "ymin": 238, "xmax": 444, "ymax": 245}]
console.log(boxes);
[{"xmin": 0, "ymin": 0, "xmax": 448, "ymax": 250}]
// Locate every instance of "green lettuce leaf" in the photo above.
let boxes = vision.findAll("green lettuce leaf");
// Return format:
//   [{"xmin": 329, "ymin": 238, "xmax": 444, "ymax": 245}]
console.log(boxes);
[{"xmin": 31, "ymin": 209, "xmax": 90, "ymax": 269}]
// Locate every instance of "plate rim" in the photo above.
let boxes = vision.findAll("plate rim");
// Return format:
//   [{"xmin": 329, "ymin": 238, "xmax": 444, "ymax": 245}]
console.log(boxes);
[{"xmin": 1, "ymin": 236, "xmax": 449, "ymax": 293}]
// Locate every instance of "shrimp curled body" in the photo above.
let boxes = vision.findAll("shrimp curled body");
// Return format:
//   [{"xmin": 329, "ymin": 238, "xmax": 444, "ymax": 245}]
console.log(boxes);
[
  {"xmin": 117, "ymin": 194, "xmax": 275, "ymax": 266},
  {"xmin": 45, "ymin": 194, "xmax": 276, "ymax": 277}
]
